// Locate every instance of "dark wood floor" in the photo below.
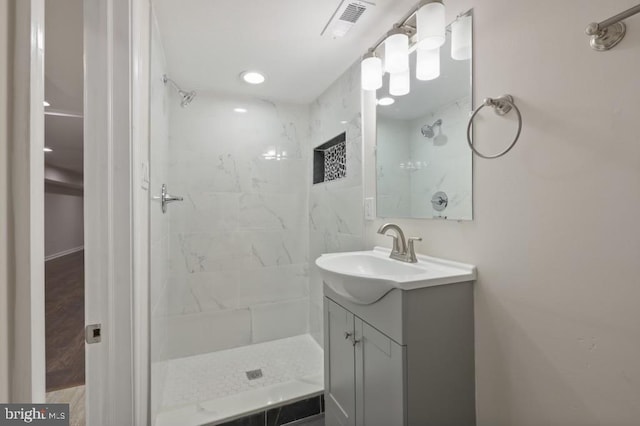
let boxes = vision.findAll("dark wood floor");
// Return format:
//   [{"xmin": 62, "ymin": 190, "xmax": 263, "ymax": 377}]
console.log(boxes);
[{"xmin": 45, "ymin": 250, "xmax": 85, "ymax": 392}]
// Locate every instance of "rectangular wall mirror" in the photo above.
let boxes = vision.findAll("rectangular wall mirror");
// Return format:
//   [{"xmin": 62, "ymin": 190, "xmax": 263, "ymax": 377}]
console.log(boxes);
[{"xmin": 376, "ymin": 12, "xmax": 473, "ymax": 220}]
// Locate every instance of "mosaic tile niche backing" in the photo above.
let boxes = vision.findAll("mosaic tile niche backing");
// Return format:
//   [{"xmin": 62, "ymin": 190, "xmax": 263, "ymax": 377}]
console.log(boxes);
[
  {"xmin": 324, "ymin": 142, "xmax": 346, "ymax": 182},
  {"xmin": 313, "ymin": 132, "xmax": 346, "ymax": 184}
]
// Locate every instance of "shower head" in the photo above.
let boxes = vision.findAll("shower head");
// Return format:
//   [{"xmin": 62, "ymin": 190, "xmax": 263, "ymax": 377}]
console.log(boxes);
[
  {"xmin": 163, "ymin": 74, "xmax": 197, "ymax": 107},
  {"xmin": 421, "ymin": 119, "xmax": 443, "ymax": 139},
  {"xmin": 178, "ymin": 89, "xmax": 196, "ymax": 107}
]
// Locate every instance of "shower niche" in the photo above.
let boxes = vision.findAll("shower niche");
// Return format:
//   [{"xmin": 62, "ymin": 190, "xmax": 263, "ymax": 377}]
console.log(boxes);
[{"xmin": 313, "ymin": 132, "xmax": 347, "ymax": 184}]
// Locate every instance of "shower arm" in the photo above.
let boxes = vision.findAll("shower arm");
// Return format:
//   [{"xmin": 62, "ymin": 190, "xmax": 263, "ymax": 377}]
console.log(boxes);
[{"xmin": 162, "ymin": 75, "xmax": 182, "ymax": 92}]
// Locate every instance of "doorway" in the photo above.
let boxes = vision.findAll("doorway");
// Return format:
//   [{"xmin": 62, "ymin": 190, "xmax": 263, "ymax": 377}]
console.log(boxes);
[{"xmin": 42, "ymin": 0, "xmax": 86, "ymax": 424}]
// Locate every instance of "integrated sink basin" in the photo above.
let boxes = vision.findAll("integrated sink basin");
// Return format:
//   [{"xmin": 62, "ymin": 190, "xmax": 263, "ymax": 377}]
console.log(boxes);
[{"xmin": 315, "ymin": 247, "xmax": 476, "ymax": 305}]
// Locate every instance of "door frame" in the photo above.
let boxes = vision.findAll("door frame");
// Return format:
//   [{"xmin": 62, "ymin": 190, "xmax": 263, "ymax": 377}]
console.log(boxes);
[
  {"xmin": 10, "ymin": 0, "xmax": 46, "ymax": 403},
  {"xmin": 83, "ymin": 0, "xmax": 150, "ymax": 424},
  {"xmin": 11, "ymin": 0, "xmax": 149, "ymax": 422}
]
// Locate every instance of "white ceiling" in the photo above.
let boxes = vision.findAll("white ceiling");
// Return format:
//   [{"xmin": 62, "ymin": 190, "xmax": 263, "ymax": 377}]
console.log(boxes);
[
  {"xmin": 152, "ymin": 0, "xmax": 416, "ymax": 104},
  {"xmin": 43, "ymin": 0, "xmax": 441, "ymax": 173},
  {"xmin": 45, "ymin": 0, "xmax": 84, "ymax": 174}
]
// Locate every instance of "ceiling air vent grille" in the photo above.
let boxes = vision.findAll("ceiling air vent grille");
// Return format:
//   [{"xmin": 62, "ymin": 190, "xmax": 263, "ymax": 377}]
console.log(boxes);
[
  {"xmin": 321, "ymin": 0, "xmax": 373, "ymax": 38},
  {"xmin": 340, "ymin": 3, "xmax": 367, "ymax": 23}
]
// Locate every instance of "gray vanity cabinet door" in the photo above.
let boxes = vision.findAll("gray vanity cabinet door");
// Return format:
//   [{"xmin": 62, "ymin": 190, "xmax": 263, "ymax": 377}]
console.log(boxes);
[
  {"xmin": 325, "ymin": 299, "xmax": 356, "ymax": 426},
  {"xmin": 355, "ymin": 319, "xmax": 406, "ymax": 426}
]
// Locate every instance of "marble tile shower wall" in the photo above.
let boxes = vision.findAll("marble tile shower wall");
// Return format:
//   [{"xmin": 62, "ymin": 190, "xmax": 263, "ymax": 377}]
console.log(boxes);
[
  {"xmin": 308, "ymin": 62, "xmax": 365, "ymax": 347},
  {"xmin": 166, "ymin": 93, "xmax": 311, "ymax": 359},
  {"xmin": 150, "ymin": 11, "xmax": 171, "ymax": 421}
]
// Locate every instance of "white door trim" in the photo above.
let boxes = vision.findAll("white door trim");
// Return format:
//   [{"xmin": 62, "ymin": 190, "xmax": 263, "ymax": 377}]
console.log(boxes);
[
  {"xmin": 131, "ymin": 0, "xmax": 151, "ymax": 424},
  {"xmin": 10, "ymin": 0, "xmax": 46, "ymax": 403},
  {"xmin": 84, "ymin": 0, "xmax": 143, "ymax": 423}
]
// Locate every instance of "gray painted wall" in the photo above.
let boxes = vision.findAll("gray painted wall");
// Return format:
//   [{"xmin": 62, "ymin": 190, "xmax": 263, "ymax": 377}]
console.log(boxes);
[
  {"xmin": 44, "ymin": 191, "xmax": 83, "ymax": 258},
  {"xmin": 363, "ymin": 0, "xmax": 640, "ymax": 424}
]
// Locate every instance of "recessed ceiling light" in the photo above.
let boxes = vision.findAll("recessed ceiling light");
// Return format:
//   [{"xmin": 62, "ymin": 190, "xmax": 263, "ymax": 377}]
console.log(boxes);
[
  {"xmin": 241, "ymin": 71, "xmax": 265, "ymax": 85},
  {"xmin": 377, "ymin": 97, "xmax": 395, "ymax": 106},
  {"xmin": 43, "ymin": 147, "xmax": 53, "ymax": 152},
  {"xmin": 43, "ymin": 100, "xmax": 50, "ymax": 107},
  {"xmin": 234, "ymin": 107, "xmax": 248, "ymax": 113},
  {"xmin": 340, "ymin": 120, "xmax": 348, "ymax": 124}
]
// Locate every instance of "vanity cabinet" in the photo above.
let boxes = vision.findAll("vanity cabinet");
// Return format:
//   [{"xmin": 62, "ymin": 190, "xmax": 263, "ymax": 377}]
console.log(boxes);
[
  {"xmin": 325, "ymin": 299, "xmax": 405, "ymax": 426},
  {"xmin": 323, "ymin": 282, "xmax": 476, "ymax": 426}
]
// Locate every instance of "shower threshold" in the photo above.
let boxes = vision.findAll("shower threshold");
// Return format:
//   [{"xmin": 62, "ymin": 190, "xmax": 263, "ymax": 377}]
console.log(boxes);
[{"xmin": 156, "ymin": 334, "xmax": 324, "ymax": 426}]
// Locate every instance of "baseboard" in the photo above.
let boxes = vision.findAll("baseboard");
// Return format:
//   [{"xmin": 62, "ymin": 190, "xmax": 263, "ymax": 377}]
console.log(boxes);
[{"xmin": 45, "ymin": 245, "xmax": 84, "ymax": 262}]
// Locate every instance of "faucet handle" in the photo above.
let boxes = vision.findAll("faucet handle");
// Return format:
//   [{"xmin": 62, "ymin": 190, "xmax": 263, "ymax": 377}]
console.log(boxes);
[{"xmin": 407, "ymin": 237, "xmax": 422, "ymax": 263}]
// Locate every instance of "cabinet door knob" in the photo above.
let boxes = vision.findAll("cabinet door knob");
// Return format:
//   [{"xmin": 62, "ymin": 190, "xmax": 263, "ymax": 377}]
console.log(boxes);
[{"xmin": 344, "ymin": 332, "xmax": 361, "ymax": 346}]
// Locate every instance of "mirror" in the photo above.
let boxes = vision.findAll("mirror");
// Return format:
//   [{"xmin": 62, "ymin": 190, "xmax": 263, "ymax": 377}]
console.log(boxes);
[{"xmin": 376, "ymin": 13, "xmax": 473, "ymax": 220}]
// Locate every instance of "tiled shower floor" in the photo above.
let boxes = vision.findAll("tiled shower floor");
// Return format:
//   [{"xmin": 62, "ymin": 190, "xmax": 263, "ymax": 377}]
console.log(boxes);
[{"xmin": 156, "ymin": 334, "xmax": 324, "ymax": 425}]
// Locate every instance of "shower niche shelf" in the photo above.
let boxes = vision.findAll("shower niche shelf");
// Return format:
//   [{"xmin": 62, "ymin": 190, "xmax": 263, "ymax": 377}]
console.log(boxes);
[{"xmin": 313, "ymin": 132, "xmax": 346, "ymax": 184}]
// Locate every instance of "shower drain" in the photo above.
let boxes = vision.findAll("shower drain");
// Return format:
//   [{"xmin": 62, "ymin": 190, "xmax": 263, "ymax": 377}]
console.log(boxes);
[{"xmin": 245, "ymin": 369, "xmax": 263, "ymax": 380}]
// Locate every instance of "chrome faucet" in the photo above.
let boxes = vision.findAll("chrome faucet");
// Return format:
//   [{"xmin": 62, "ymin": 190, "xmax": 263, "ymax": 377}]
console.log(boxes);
[{"xmin": 377, "ymin": 223, "xmax": 422, "ymax": 263}]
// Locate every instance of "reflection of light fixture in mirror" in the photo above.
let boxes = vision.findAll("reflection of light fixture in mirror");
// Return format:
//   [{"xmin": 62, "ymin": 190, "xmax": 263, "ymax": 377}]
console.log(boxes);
[
  {"xmin": 416, "ymin": 47, "xmax": 440, "ymax": 81},
  {"xmin": 417, "ymin": 0, "xmax": 445, "ymax": 49},
  {"xmin": 451, "ymin": 14, "xmax": 472, "ymax": 60},
  {"xmin": 389, "ymin": 70, "xmax": 410, "ymax": 96},
  {"xmin": 377, "ymin": 97, "xmax": 395, "ymax": 106},
  {"xmin": 384, "ymin": 27, "xmax": 409, "ymax": 74},
  {"xmin": 361, "ymin": 51, "xmax": 383, "ymax": 91}
]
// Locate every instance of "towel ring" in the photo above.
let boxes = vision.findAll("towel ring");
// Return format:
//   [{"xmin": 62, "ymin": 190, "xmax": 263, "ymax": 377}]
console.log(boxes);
[{"xmin": 466, "ymin": 95, "xmax": 522, "ymax": 159}]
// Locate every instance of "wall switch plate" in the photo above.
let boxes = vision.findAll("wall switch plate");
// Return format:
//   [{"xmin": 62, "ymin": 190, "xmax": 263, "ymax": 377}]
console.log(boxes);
[{"xmin": 364, "ymin": 197, "xmax": 375, "ymax": 221}]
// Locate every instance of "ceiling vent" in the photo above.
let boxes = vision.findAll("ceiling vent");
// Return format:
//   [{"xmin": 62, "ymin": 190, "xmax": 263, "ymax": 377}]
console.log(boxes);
[{"xmin": 321, "ymin": 1, "xmax": 373, "ymax": 38}]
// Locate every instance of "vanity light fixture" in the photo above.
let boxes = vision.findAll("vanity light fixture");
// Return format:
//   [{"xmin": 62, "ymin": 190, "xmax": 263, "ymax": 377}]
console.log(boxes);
[
  {"xmin": 384, "ymin": 27, "xmax": 410, "ymax": 74},
  {"xmin": 361, "ymin": 51, "xmax": 383, "ymax": 91},
  {"xmin": 360, "ymin": 0, "xmax": 453, "ymax": 91},
  {"xmin": 377, "ymin": 97, "xmax": 395, "ymax": 106},
  {"xmin": 241, "ymin": 71, "xmax": 265, "ymax": 85},
  {"xmin": 417, "ymin": 0, "xmax": 445, "ymax": 49},
  {"xmin": 451, "ymin": 13, "xmax": 472, "ymax": 60}
]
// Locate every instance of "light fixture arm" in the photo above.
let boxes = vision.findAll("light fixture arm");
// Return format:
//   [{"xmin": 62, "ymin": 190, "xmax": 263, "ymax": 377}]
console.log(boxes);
[{"xmin": 361, "ymin": 4, "xmax": 472, "ymax": 59}]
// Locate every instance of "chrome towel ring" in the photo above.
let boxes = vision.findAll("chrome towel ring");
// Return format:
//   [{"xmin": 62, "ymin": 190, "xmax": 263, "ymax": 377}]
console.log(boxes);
[{"xmin": 466, "ymin": 95, "xmax": 522, "ymax": 159}]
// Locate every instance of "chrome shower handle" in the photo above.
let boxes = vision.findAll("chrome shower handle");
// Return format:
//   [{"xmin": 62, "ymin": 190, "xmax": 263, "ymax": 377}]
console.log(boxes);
[{"xmin": 154, "ymin": 184, "xmax": 183, "ymax": 214}]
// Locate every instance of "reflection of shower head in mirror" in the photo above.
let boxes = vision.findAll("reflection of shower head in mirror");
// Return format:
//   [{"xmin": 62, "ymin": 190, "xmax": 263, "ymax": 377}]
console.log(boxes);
[{"xmin": 421, "ymin": 119, "xmax": 442, "ymax": 139}]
